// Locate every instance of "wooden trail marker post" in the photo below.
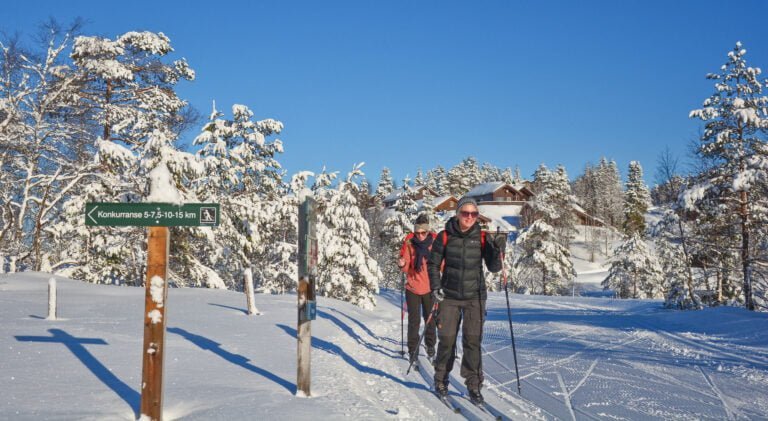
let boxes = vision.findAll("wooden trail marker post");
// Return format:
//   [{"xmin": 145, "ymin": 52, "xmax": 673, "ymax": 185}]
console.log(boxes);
[
  {"xmin": 297, "ymin": 197, "xmax": 317, "ymax": 397},
  {"xmin": 85, "ymin": 202, "xmax": 219, "ymax": 420}
]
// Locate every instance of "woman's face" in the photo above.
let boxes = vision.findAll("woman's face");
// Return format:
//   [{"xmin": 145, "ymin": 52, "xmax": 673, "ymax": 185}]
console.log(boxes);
[{"xmin": 457, "ymin": 203, "xmax": 479, "ymax": 231}]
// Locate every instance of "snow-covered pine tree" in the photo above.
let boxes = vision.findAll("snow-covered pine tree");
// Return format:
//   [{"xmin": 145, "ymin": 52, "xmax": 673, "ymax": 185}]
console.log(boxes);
[
  {"xmin": 623, "ymin": 161, "xmax": 651, "ymax": 237},
  {"xmin": 501, "ymin": 167, "xmax": 514, "ymax": 185},
  {"xmin": 0, "ymin": 24, "xmax": 98, "ymax": 272},
  {"xmin": 447, "ymin": 157, "xmax": 482, "ymax": 196},
  {"xmin": 378, "ymin": 179, "xmax": 418, "ymax": 286},
  {"xmin": 418, "ymin": 188, "xmax": 439, "ymax": 231},
  {"xmin": 481, "ymin": 162, "xmax": 501, "ymax": 182},
  {"xmin": 595, "ymin": 158, "xmax": 624, "ymax": 228},
  {"xmin": 193, "ymin": 103, "xmax": 285, "ymax": 289},
  {"xmin": 513, "ymin": 220, "xmax": 576, "ymax": 295},
  {"xmin": 317, "ymin": 164, "xmax": 382, "ymax": 309},
  {"xmin": 51, "ymin": 30, "xmax": 199, "ymax": 285},
  {"xmin": 652, "ymin": 209, "xmax": 702, "ymax": 309},
  {"xmin": 431, "ymin": 165, "xmax": 449, "ymax": 196},
  {"xmin": 686, "ymin": 41, "xmax": 768, "ymax": 311},
  {"xmin": 529, "ymin": 164, "xmax": 577, "ymax": 246},
  {"xmin": 414, "ymin": 167, "xmax": 425, "ymax": 188},
  {"xmin": 602, "ymin": 233, "xmax": 663, "ymax": 299},
  {"xmin": 355, "ymin": 178, "xmax": 373, "ymax": 210},
  {"xmin": 375, "ymin": 167, "xmax": 395, "ymax": 203},
  {"xmin": 513, "ymin": 165, "xmax": 523, "ymax": 183}
]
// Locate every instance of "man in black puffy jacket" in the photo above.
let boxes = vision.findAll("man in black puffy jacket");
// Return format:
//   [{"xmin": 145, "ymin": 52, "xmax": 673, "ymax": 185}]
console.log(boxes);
[{"xmin": 427, "ymin": 196, "xmax": 505, "ymax": 404}]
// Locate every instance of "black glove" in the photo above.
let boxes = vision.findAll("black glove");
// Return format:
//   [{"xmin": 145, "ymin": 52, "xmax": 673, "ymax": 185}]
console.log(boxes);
[
  {"xmin": 432, "ymin": 288, "xmax": 445, "ymax": 303},
  {"xmin": 493, "ymin": 233, "xmax": 507, "ymax": 253}
]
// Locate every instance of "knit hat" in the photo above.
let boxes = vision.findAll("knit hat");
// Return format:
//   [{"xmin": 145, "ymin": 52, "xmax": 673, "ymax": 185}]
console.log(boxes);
[
  {"xmin": 414, "ymin": 214, "xmax": 430, "ymax": 232},
  {"xmin": 456, "ymin": 196, "xmax": 478, "ymax": 211}
]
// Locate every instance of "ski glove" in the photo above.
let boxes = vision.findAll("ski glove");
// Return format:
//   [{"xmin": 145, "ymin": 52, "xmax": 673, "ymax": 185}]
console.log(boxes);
[
  {"xmin": 432, "ymin": 288, "xmax": 445, "ymax": 303},
  {"xmin": 493, "ymin": 233, "xmax": 507, "ymax": 253}
]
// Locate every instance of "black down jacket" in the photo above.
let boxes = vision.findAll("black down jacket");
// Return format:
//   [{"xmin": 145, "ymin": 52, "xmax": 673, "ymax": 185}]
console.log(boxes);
[{"xmin": 427, "ymin": 217, "xmax": 502, "ymax": 300}]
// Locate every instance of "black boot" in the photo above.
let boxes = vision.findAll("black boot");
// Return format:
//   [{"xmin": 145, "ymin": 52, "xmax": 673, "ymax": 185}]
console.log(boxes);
[
  {"xmin": 427, "ymin": 346, "xmax": 436, "ymax": 361},
  {"xmin": 468, "ymin": 388, "xmax": 484, "ymax": 405},
  {"xmin": 435, "ymin": 380, "xmax": 448, "ymax": 398}
]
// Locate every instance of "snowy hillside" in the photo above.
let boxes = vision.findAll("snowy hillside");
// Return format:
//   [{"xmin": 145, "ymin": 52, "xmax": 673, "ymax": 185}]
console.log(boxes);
[
  {"xmin": 2, "ymin": 272, "xmax": 768, "ymax": 420},
  {"xmin": 568, "ymin": 225, "xmax": 622, "ymax": 296}
]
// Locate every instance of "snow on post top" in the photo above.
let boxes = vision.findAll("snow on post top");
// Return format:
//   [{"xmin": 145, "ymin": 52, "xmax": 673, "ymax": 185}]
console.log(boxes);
[{"xmin": 146, "ymin": 163, "xmax": 183, "ymax": 205}]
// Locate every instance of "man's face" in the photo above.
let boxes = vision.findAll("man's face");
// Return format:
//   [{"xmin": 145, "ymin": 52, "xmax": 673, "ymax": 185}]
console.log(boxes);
[{"xmin": 457, "ymin": 204, "xmax": 479, "ymax": 231}]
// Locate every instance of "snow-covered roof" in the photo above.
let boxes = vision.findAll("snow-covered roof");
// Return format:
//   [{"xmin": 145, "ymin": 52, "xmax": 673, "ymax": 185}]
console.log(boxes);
[
  {"xmin": 571, "ymin": 203, "xmax": 605, "ymax": 224},
  {"xmin": 464, "ymin": 182, "xmax": 507, "ymax": 197},
  {"xmin": 383, "ymin": 186, "xmax": 437, "ymax": 203},
  {"xmin": 431, "ymin": 195, "xmax": 455, "ymax": 205},
  {"xmin": 383, "ymin": 188, "xmax": 405, "ymax": 203},
  {"xmin": 477, "ymin": 204, "xmax": 523, "ymax": 232},
  {"xmin": 512, "ymin": 182, "xmax": 532, "ymax": 193}
]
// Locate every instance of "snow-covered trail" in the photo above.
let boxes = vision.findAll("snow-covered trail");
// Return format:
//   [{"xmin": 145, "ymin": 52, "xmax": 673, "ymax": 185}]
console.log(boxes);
[
  {"xmin": 3, "ymin": 273, "xmax": 768, "ymax": 420},
  {"xmin": 476, "ymin": 294, "xmax": 768, "ymax": 420}
]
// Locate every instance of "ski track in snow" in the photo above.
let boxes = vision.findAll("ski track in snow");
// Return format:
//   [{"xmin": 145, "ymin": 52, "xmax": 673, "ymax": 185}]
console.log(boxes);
[
  {"xmin": 3, "ymin": 274, "xmax": 768, "ymax": 420},
  {"xmin": 477, "ymin": 295, "xmax": 768, "ymax": 420}
]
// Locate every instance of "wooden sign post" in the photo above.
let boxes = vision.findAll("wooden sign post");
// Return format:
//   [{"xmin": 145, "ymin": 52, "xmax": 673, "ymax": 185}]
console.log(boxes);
[
  {"xmin": 140, "ymin": 226, "xmax": 169, "ymax": 419},
  {"xmin": 85, "ymin": 202, "xmax": 219, "ymax": 421},
  {"xmin": 297, "ymin": 197, "xmax": 317, "ymax": 397}
]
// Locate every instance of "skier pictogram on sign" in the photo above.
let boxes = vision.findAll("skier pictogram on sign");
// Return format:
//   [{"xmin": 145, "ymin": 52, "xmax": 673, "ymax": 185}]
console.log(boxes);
[{"xmin": 200, "ymin": 207, "xmax": 217, "ymax": 225}]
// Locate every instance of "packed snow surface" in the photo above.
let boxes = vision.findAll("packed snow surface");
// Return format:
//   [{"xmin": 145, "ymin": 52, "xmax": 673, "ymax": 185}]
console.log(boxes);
[{"xmin": 2, "ymin": 272, "xmax": 767, "ymax": 420}]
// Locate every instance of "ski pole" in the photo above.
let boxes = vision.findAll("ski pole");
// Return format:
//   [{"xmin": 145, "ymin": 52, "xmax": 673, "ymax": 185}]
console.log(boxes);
[
  {"xmin": 500, "ymin": 244, "xmax": 522, "ymax": 395},
  {"xmin": 400, "ymin": 272, "xmax": 406, "ymax": 357},
  {"xmin": 406, "ymin": 301, "xmax": 439, "ymax": 375}
]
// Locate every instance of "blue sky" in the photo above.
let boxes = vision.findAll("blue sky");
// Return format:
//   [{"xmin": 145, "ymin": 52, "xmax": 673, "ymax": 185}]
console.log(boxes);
[{"xmin": 3, "ymin": 1, "xmax": 767, "ymax": 187}]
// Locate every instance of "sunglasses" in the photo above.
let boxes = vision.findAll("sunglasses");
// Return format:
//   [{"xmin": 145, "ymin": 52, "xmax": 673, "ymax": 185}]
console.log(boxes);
[
  {"xmin": 459, "ymin": 211, "xmax": 479, "ymax": 218},
  {"xmin": 415, "ymin": 231, "xmax": 428, "ymax": 235}
]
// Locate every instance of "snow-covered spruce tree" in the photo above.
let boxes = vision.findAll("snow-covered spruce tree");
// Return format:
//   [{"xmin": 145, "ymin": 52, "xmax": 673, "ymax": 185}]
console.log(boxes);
[
  {"xmin": 513, "ymin": 220, "xmax": 576, "ymax": 295},
  {"xmin": 50, "ymin": 30, "xmax": 199, "ymax": 285},
  {"xmin": 501, "ymin": 167, "xmax": 514, "ymax": 185},
  {"xmin": 414, "ymin": 167, "xmax": 425, "ymax": 187},
  {"xmin": 317, "ymin": 164, "xmax": 382, "ymax": 309},
  {"xmin": 528, "ymin": 164, "xmax": 577, "ymax": 245},
  {"xmin": 686, "ymin": 42, "xmax": 768, "ymax": 311},
  {"xmin": 430, "ymin": 165, "xmax": 449, "ymax": 196},
  {"xmin": 192, "ymin": 104, "xmax": 285, "ymax": 289},
  {"xmin": 481, "ymin": 162, "xmax": 502, "ymax": 182},
  {"xmin": 596, "ymin": 158, "xmax": 624, "ymax": 228},
  {"xmin": 447, "ymin": 157, "xmax": 482, "ymax": 196},
  {"xmin": 418, "ymin": 188, "xmax": 439, "ymax": 231},
  {"xmin": 257, "ymin": 172, "xmax": 311, "ymax": 294},
  {"xmin": 572, "ymin": 164, "xmax": 598, "ymax": 218},
  {"xmin": 602, "ymin": 234, "xmax": 663, "ymax": 299},
  {"xmin": 513, "ymin": 165, "xmax": 523, "ymax": 183},
  {"xmin": 379, "ymin": 179, "xmax": 419, "ymax": 288},
  {"xmin": 652, "ymin": 209, "xmax": 702, "ymax": 309},
  {"xmin": 375, "ymin": 167, "xmax": 395, "ymax": 204},
  {"xmin": 0, "ymin": 24, "xmax": 99, "ymax": 272},
  {"xmin": 623, "ymin": 161, "xmax": 651, "ymax": 237},
  {"xmin": 355, "ymin": 177, "xmax": 373, "ymax": 210}
]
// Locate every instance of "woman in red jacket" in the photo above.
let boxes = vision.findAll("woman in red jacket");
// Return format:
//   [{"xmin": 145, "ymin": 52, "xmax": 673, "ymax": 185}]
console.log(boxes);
[{"xmin": 398, "ymin": 214, "xmax": 437, "ymax": 362}]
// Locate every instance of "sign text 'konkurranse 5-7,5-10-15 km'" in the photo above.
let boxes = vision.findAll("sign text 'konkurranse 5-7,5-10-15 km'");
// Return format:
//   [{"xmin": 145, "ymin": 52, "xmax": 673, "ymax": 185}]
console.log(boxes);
[{"xmin": 85, "ymin": 203, "xmax": 220, "ymax": 227}]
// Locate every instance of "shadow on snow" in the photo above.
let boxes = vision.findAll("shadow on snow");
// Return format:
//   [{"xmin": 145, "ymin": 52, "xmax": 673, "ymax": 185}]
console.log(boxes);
[
  {"xmin": 14, "ymin": 328, "xmax": 140, "ymax": 416},
  {"xmin": 167, "ymin": 326, "xmax": 295, "ymax": 394}
]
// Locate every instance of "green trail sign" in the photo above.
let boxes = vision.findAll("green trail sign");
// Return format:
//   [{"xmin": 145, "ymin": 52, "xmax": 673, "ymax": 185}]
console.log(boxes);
[{"xmin": 85, "ymin": 203, "xmax": 220, "ymax": 227}]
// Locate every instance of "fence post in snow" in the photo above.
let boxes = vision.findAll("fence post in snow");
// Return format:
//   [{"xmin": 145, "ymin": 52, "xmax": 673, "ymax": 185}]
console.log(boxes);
[
  {"xmin": 244, "ymin": 267, "xmax": 259, "ymax": 315},
  {"xmin": 47, "ymin": 277, "xmax": 57, "ymax": 320}
]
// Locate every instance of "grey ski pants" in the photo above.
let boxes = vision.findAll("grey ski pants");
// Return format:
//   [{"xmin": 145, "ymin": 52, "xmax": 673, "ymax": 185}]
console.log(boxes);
[{"xmin": 433, "ymin": 297, "xmax": 486, "ymax": 390}]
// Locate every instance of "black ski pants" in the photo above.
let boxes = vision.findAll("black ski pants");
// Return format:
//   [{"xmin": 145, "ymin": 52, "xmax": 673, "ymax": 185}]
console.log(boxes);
[
  {"xmin": 433, "ymin": 297, "xmax": 486, "ymax": 391},
  {"xmin": 406, "ymin": 289, "xmax": 436, "ymax": 356}
]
